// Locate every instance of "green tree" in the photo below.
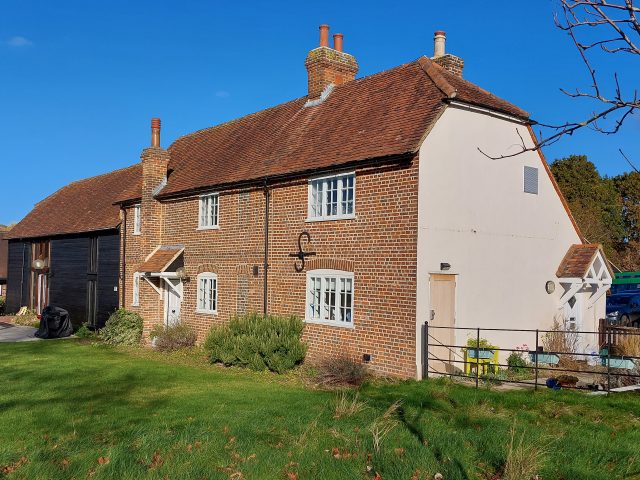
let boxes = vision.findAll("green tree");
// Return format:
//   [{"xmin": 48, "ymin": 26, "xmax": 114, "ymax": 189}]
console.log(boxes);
[
  {"xmin": 612, "ymin": 172, "xmax": 640, "ymax": 270},
  {"xmin": 551, "ymin": 155, "xmax": 625, "ymax": 262}
]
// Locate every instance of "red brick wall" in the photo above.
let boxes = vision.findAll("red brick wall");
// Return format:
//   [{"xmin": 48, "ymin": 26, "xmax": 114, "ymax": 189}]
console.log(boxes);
[
  {"xmin": 122, "ymin": 156, "xmax": 420, "ymax": 378},
  {"xmin": 305, "ymin": 47, "xmax": 358, "ymax": 99}
]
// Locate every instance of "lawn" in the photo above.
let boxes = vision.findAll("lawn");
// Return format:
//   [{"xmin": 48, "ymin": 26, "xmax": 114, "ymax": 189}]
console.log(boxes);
[{"xmin": 0, "ymin": 340, "xmax": 639, "ymax": 480}]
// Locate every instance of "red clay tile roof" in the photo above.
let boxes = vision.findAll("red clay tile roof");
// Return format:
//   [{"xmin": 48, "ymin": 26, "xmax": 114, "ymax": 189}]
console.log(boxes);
[
  {"xmin": 556, "ymin": 244, "xmax": 606, "ymax": 278},
  {"xmin": 138, "ymin": 245, "xmax": 184, "ymax": 273},
  {"xmin": 144, "ymin": 56, "xmax": 528, "ymax": 199},
  {"xmin": 6, "ymin": 165, "xmax": 141, "ymax": 240}
]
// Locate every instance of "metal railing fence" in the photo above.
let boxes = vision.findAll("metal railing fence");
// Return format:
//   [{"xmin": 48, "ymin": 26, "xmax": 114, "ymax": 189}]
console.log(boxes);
[{"xmin": 422, "ymin": 320, "xmax": 640, "ymax": 394}]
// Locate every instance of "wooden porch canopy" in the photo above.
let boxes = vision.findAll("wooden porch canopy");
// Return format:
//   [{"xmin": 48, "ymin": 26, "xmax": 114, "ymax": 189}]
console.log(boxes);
[
  {"xmin": 138, "ymin": 245, "xmax": 184, "ymax": 274},
  {"xmin": 138, "ymin": 245, "xmax": 184, "ymax": 297},
  {"xmin": 556, "ymin": 244, "xmax": 613, "ymax": 307}
]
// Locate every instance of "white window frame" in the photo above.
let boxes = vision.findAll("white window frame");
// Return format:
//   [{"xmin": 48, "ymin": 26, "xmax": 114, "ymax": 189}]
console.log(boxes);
[
  {"xmin": 307, "ymin": 172, "xmax": 356, "ymax": 222},
  {"xmin": 132, "ymin": 272, "xmax": 140, "ymax": 306},
  {"xmin": 133, "ymin": 204, "xmax": 141, "ymax": 235},
  {"xmin": 305, "ymin": 269, "xmax": 354, "ymax": 328},
  {"xmin": 198, "ymin": 193, "xmax": 219, "ymax": 230},
  {"xmin": 196, "ymin": 272, "xmax": 218, "ymax": 314}
]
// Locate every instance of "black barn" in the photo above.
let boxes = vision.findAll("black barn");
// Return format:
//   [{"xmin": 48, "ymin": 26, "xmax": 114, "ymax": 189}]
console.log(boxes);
[{"xmin": 5, "ymin": 165, "xmax": 140, "ymax": 328}]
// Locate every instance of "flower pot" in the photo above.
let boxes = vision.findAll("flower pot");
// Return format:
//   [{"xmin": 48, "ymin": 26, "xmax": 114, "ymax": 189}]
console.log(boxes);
[
  {"xmin": 600, "ymin": 356, "xmax": 635, "ymax": 370},
  {"xmin": 467, "ymin": 348, "xmax": 494, "ymax": 359},
  {"xmin": 528, "ymin": 352, "xmax": 560, "ymax": 365}
]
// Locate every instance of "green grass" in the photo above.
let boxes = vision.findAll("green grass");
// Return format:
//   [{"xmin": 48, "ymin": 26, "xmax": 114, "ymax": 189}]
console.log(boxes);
[{"xmin": 0, "ymin": 340, "xmax": 639, "ymax": 479}]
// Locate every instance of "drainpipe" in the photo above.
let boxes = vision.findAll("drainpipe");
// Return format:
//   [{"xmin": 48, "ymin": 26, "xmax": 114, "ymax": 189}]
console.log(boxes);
[
  {"xmin": 121, "ymin": 207, "xmax": 127, "ymax": 307},
  {"xmin": 263, "ymin": 179, "xmax": 270, "ymax": 316}
]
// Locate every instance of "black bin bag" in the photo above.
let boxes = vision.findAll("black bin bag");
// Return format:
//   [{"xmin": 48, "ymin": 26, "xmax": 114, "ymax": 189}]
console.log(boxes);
[{"xmin": 35, "ymin": 306, "xmax": 73, "ymax": 339}]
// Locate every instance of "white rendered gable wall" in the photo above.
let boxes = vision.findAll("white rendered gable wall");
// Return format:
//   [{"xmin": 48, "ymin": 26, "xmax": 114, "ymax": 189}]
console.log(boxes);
[{"xmin": 414, "ymin": 105, "xmax": 603, "ymax": 377}]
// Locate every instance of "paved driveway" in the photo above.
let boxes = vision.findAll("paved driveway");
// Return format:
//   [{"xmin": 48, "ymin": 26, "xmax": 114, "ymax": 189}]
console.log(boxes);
[{"xmin": 0, "ymin": 322, "xmax": 39, "ymax": 342}]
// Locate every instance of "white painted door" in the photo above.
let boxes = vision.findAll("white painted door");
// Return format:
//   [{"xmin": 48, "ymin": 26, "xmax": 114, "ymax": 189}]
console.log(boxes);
[
  {"xmin": 164, "ymin": 279, "xmax": 182, "ymax": 327},
  {"xmin": 563, "ymin": 294, "xmax": 581, "ymax": 331},
  {"xmin": 428, "ymin": 274, "xmax": 456, "ymax": 375}
]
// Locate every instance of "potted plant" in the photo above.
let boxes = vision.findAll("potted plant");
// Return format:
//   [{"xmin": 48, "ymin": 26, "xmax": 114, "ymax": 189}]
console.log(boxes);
[
  {"xmin": 528, "ymin": 346, "xmax": 560, "ymax": 365},
  {"xmin": 465, "ymin": 338, "xmax": 497, "ymax": 359},
  {"xmin": 556, "ymin": 374, "xmax": 579, "ymax": 388},
  {"xmin": 599, "ymin": 347, "xmax": 635, "ymax": 370}
]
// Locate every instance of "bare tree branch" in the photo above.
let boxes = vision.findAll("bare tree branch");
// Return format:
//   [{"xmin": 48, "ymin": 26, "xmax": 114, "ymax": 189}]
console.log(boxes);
[
  {"xmin": 483, "ymin": 0, "xmax": 638, "ymax": 161},
  {"xmin": 620, "ymin": 148, "xmax": 640, "ymax": 172}
]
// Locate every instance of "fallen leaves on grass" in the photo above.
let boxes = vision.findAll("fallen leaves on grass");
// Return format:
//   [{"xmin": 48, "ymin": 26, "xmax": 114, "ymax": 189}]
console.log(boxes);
[
  {"xmin": 97, "ymin": 456, "xmax": 110, "ymax": 465},
  {"xmin": 1, "ymin": 456, "xmax": 27, "ymax": 475},
  {"xmin": 148, "ymin": 451, "xmax": 163, "ymax": 470}
]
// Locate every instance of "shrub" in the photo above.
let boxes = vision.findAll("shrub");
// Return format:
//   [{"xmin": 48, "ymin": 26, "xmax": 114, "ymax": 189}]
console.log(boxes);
[
  {"xmin": 75, "ymin": 323, "xmax": 95, "ymax": 339},
  {"xmin": 507, "ymin": 352, "xmax": 528, "ymax": 374},
  {"xmin": 150, "ymin": 323, "xmax": 197, "ymax": 352},
  {"xmin": 466, "ymin": 337, "xmax": 497, "ymax": 349},
  {"xmin": 315, "ymin": 356, "xmax": 370, "ymax": 387},
  {"xmin": 13, "ymin": 309, "xmax": 40, "ymax": 327},
  {"xmin": 100, "ymin": 309, "xmax": 143, "ymax": 346},
  {"xmin": 203, "ymin": 313, "xmax": 306, "ymax": 373},
  {"xmin": 0, "ymin": 296, "xmax": 5, "ymax": 315}
]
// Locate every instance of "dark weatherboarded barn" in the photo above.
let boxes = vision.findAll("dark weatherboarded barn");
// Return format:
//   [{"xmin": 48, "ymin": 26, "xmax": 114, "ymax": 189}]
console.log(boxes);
[{"xmin": 5, "ymin": 165, "xmax": 140, "ymax": 328}]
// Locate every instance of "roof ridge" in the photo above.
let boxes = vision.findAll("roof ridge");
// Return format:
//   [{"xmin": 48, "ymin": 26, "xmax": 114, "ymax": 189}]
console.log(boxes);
[
  {"xmin": 167, "ymin": 60, "xmax": 423, "ymax": 153},
  {"xmin": 30, "ymin": 163, "xmax": 139, "ymax": 209},
  {"xmin": 168, "ymin": 97, "xmax": 307, "ymax": 150},
  {"xmin": 417, "ymin": 56, "xmax": 457, "ymax": 99},
  {"xmin": 62, "ymin": 163, "xmax": 139, "ymax": 188}
]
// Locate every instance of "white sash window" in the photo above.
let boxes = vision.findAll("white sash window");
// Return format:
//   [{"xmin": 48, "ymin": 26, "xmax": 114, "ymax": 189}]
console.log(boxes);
[
  {"xmin": 308, "ymin": 173, "xmax": 355, "ymax": 221},
  {"xmin": 199, "ymin": 193, "xmax": 219, "ymax": 229},
  {"xmin": 306, "ymin": 270, "xmax": 354, "ymax": 327},
  {"xmin": 197, "ymin": 273, "xmax": 218, "ymax": 314}
]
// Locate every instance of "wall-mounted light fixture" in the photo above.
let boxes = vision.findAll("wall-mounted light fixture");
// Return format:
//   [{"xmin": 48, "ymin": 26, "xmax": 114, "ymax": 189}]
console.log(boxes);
[
  {"xmin": 175, "ymin": 266, "xmax": 188, "ymax": 281},
  {"xmin": 440, "ymin": 262, "xmax": 451, "ymax": 271},
  {"xmin": 32, "ymin": 259, "xmax": 45, "ymax": 270},
  {"xmin": 545, "ymin": 281, "xmax": 555, "ymax": 294}
]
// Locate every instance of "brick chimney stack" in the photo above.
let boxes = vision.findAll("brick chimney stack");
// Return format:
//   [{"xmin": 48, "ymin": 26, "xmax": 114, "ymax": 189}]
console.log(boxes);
[
  {"xmin": 305, "ymin": 24, "xmax": 359, "ymax": 99},
  {"xmin": 431, "ymin": 30, "xmax": 464, "ymax": 78},
  {"xmin": 140, "ymin": 117, "xmax": 170, "ymax": 253}
]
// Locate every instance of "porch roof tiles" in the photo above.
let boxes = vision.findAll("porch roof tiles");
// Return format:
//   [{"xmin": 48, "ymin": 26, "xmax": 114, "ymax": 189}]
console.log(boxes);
[{"xmin": 138, "ymin": 245, "xmax": 184, "ymax": 273}]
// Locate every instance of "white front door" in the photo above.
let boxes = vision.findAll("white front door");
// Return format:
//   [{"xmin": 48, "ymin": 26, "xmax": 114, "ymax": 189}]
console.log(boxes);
[{"xmin": 164, "ymin": 279, "xmax": 182, "ymax": 327}]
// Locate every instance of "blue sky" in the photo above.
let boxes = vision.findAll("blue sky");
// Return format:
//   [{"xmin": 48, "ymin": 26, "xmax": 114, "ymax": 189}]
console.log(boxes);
[{"xmin": 1, "ymin": 0, "xmax": 638, "ymax": 225}]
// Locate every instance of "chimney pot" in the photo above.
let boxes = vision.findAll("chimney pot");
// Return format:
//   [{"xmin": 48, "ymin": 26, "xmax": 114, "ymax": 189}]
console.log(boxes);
[
  {"xmin": 151, "ymin": 117, "xmax": 161, "ymax": 147},
  {"xmin": 433, "ymin": 30, "xmax": 446, "ymax": 58},
  {"xmin": 319, "ymin": 24, "xmax": 330, "ymax": 47},
  {"xmin": 333, "ymin": 33, "xmax": 343, "ymax": 52}
]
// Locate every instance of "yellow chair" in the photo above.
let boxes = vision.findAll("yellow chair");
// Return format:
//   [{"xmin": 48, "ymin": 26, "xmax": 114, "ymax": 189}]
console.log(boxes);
[{"xmin": 463, "ymin": 347, "xmax": 499, "ymax": 376}]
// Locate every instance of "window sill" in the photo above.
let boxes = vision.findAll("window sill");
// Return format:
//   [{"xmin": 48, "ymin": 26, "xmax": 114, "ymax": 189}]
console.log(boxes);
[
  {"xmin": 306, "ymin": 214, "xmax": 356, "ymax": 223},
  {"xmin": 304, "ymin": 318, "xmax": 355, "ymax": 329},
  {"xmin": 197, "ymin": 226, "xmax": 220, "ymax": 231},
  {"xmin": 133, "ymin": 232, "xmax": 141, "ymax": 236},
  {"xmin": 196, "ymin": 309, "xmax": 218, "ymax": 315}
]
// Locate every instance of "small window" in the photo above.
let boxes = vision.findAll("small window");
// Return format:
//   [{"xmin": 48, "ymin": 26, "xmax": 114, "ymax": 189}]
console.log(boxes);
[
  {"xmin": 132, "ymin": 272, "xmax": 140, "ymax": 306},
  {"xmin": 308, "ymin": 173, "xmax": 355, "ymax": 221},
  {"xmin": 197, "ymin": 272, "xmax": 218, "ymax": 314},
  {"xmin": 306, "ymin": 270, "xmax": 354, "ymax": 327},
  {"xmin": 133, "ymin": 204, "xmax": 141, "ymax": 235},
  {"xmin": 524, "ymin": 166, "xmax": 538, "ymax": 195},
  {"xmin": 199, "ymin": 194, "xmax": 219, "ymax": 229}
]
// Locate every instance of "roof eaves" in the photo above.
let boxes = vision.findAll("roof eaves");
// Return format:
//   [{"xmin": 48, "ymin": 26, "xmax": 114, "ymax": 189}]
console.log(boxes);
[
  {"xmin": 417, "ymin": 56, "xmax": 457, "ymax": 99},
  {"xmin": 155, "ymin": 151, "xmax": 416, "ymax": 201}
]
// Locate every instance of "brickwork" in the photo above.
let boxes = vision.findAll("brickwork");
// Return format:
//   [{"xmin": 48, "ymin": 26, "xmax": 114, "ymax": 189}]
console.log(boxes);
[
  {"xmin": 123, "ymin": 157, "xmax": 420, "ymax": 378},
  {"xmin": 433, "ymin": 54, "xmax": 464, "ymax": 78},
  {"xmin": 305, "ymin": 47, "xmax": 359, "ymax": 98}
]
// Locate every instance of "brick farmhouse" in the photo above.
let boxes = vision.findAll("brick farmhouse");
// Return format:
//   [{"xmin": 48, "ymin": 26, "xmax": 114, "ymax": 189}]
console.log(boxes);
[{"xmin": 7, "ymin": 26, "xmax": 613, "ymax": 378}]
